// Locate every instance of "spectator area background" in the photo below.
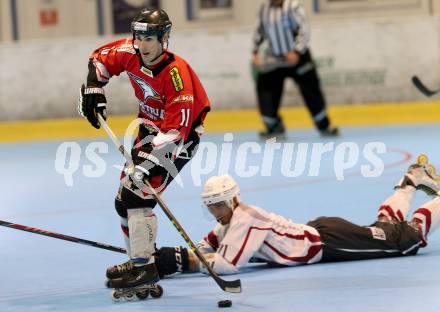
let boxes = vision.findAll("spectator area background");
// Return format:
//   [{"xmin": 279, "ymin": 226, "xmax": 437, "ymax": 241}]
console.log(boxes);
[{"xmin": 0, "ymin": 0, "xmax": 439, "ymax": 121}]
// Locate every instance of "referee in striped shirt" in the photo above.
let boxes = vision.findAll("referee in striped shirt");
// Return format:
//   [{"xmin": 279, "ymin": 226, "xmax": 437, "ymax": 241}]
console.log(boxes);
[{"xmin": 252, "ymin": 0, "xmax": 339, "ymax": 139}]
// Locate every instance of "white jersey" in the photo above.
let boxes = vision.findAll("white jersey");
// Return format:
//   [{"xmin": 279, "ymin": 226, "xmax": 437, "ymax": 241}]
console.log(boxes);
[{"xmin": 197, "ymin": 204, "xmax": 323, "ymax": 275}]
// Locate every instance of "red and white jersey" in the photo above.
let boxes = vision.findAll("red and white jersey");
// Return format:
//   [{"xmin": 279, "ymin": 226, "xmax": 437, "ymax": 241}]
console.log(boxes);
[
  {"xmin": 198, "ymin": 204, "xmax": 323, "ymax": 275},
  {"xmin": 90, "ymin": 38, "xmax": 210, "ymax": 142}
]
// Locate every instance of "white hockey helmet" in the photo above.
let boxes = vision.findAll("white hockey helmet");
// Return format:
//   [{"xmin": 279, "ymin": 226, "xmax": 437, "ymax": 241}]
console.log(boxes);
[{"xmin": 201, "ymin": 175, "xmax": 240, "ymax": 209}]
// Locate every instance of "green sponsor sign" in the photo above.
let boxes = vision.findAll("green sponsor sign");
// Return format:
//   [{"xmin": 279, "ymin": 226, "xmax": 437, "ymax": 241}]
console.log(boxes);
[{"xmin": 316, "ymin": 56, "xmax": 386, "ymax": 87}]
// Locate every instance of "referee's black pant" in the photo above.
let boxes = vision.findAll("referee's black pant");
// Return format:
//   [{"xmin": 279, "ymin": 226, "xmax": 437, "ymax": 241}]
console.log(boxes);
[
  {"xmin": 256, "ymin": 49, "xmax": 330, "ymax": 131},
  {"xmin": 307, "ymin": 217, "xmax": 422, "ymax": 262}
]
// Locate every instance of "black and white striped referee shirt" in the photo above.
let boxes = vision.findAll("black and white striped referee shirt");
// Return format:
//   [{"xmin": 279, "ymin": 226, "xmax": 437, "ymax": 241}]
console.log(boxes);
[{"xmin": 252, "ymin": 0, "xmax": 311, "ymax": 57}]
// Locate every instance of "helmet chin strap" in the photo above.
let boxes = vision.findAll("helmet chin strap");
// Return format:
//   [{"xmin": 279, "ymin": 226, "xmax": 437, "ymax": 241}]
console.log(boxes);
[{"xmin": 149, "ymin": 51, "xmax": 164, "ymax": 63}]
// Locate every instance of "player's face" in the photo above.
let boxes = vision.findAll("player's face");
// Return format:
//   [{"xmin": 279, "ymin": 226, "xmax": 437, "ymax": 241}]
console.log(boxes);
[
  {"xmin": 207, "ymin": 202, "xmax": 233, "ymax": 225},
  {"xmin": 134, "ymin": 34, "xmax": 163, "ymax": 65}
]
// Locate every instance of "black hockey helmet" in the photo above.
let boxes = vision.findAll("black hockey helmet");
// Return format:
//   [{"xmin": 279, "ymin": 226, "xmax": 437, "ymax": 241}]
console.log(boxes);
[{"xmin": 131, "ymin": 8, "xmax": 172, "ymax": 42}]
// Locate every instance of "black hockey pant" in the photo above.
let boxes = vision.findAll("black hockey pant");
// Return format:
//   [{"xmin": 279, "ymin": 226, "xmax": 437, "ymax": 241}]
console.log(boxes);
[{"xmin": 307, "ymin": 217, "xmax": 422, "ymax": 262}]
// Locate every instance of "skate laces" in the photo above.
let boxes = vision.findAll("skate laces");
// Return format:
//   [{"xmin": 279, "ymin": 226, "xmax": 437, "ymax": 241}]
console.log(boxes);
[{"xmin": 116, "ymin": 261, "xmax": 134, "ymax": 273}]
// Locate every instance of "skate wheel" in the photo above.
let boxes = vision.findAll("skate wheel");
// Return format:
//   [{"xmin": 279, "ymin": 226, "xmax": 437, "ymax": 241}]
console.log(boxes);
[
  {"xmin": 136, "ymin": 289, "xmax": 149, "ymax": 300},
  {"xmin": 417, "ymin": 154, "xmax": 429, "ymax": 165},
  {"xmin": 124, "ymin": 292, "xmax": 135, "ymax": 301},
  {"xmin": 150, "ymin": 285, "xmax": 163, "ymax": 298},
  {"xmin": 427, "ymin": 164, "xmax": 437, "ymax": 176},
  {"xmin": 111, "ymin": 290, "xmax": 122, "ymax": 302}
]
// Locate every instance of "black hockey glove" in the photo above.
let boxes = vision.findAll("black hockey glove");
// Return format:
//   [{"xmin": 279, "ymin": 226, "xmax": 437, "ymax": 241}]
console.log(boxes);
[
  {"xmin": 127, "ymin": 125, "xmax": 164, "ymax": 183},
  {"xmin": 78, "ymin": 84, "xmax": 107, "ymax": 129},
  {"xmin": 154, "ymin": 246, "xmax": 189, "ymax": 278},
  {"xmin": 129, "ymin": 142, "xmax": 159, "ymax": 183}
]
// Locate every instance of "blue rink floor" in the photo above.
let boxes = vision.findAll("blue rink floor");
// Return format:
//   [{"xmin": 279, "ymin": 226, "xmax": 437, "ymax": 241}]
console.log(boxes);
[{"xmin": 1, "ymin": 124, "xmax": 440, "ymax": 312}]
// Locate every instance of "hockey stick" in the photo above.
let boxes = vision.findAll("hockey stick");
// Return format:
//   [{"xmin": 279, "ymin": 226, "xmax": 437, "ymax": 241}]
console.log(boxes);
[
  {"xmin": 412, "ymin": 76, "xmax": 440, "ymax": 97},
  {"xmin": 0, "ymin": 219, "xmax": 126, "ymax": 254},
  {"xmin": 97, "ymin": 114, "xmax": 242, "ymax": 293}
]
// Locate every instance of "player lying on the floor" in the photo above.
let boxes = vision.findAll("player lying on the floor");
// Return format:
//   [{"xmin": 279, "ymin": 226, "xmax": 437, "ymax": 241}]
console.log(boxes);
[{"xmin": 153, "ymin": 155, "xmax": 440, "ymax": 277}]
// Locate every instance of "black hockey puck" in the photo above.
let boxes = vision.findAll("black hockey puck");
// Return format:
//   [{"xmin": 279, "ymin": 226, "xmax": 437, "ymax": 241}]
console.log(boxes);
[{"xmin": 218, "ymin": 300, "xmax": 232, "ymax": 308}]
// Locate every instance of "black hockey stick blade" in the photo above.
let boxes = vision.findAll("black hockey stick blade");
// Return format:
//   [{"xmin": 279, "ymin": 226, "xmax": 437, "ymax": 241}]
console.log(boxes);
[
  {"xmin": 412, "ymin": 76, "xmax": 440, "ymax": 97},
  {"xmin": 213, "ymin": 274, "xmax": 241, "ymax": 293}
]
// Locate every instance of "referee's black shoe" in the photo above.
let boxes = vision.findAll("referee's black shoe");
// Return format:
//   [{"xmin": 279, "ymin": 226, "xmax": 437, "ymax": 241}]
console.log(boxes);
[
  {"xmin": 259, "ymin": 122, "xmax": 286, "ymax": 141},
  {"xmin": 319, "ymin": 126, "xmax": 340, "ymax": 137}
]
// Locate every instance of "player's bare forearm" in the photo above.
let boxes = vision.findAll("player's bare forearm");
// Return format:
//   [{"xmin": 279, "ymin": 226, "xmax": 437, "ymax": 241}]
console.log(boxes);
[
  {"xmin": 188, "ymin": 251, "xmax": 216, "ymax": 273},
  {"xmin": 188, "ymin": 252, "xmax": 203, "ymax": 272}
]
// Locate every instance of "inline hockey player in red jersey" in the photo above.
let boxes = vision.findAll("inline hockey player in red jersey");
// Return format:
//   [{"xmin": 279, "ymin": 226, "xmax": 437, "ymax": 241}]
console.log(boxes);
[
  {"xmin": 77, "ymin": 8, "xmax": 210, "ymax": 300},
  {"xmin": 153, "ymin": 155, "xmax": 440, "ymax": 277}
]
